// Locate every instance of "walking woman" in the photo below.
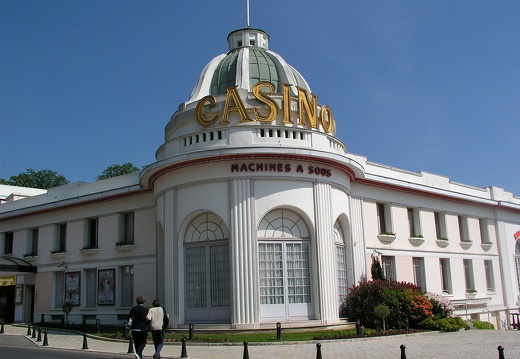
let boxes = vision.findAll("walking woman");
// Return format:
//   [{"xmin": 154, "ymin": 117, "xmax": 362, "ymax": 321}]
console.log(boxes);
[
  {"xmin": 128, "ymin": 295, "xmax": 149, "ymax": 359},
  {"xmin": 147, "ymin": 298, "xmax": 168, "ymax": 359}
]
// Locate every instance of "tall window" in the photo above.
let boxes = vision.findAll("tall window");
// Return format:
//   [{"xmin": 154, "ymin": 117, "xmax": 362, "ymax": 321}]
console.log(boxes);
[
  {"xmin": 458, "ymin": 215, "xmax": 469, "ymax": 242},
  {"xmin": 28, "ymin": 228, "xmax": 39, "ymax": 256},
  {"xmin": 85, "ymin": 269, "xmax": 97, "ymax": 308},
  {"xmin": 439, "ymin": 258, "xmax": 452, "ymax": 294},
  {"xmin": 3, "ymin": 232, "xmax": 13, "ymax": 255},
  {"xmin": 377, "ymin": 203, "xmax": 391, "ymax": 234},
  {"xmin": 120, "ymin": 265, "xmax": 134, "ymax": 307},
  {"xmin": 515, "ymin": 240, "xmax": 520, "ymax": 294},
  {"xmin": 479, "ymin": 218, "xmax": 490, "ymax": 244},
  {"xmin": 185, "ymin": 212, "xmax": 230, "ymax": 310},
  {"xmin": 258, "ymin": 209, "xmax": 312, "ymax": 321},
  {"xmin": 434, "ymin": 211, "xmax": 447, "ymax": 240},
  {"xmin": 54, "ymin": 271, "xmax": 65, "ymax": 308},
  {"xmin": 407, "ymin": 208, "xmax": 421, "ymax": 237},
  {"xmin": 334, "ymin": 221, "xmax": 348, "ymax": 304},
  {"xmin": 55, "ymin": 224, "xmax": 67, "ymax": 252},
  {"xmin": 463, "ymin": 259, "xmax": 475, "ymax": 291},
  {"xmin": 86, "ymin": 218, "xmax": 98, "ymax": 249},
  {"xmin": 484, "ymin": 260, "xmax": 495, "ymax": 292},
  {"xmin": 121, "ymin": 212, "xmax": 135, "ymax": 244},
  {"xmin": 381, "ymin": 256, "xmax": 396, "ymax": 280},
  {"xmin": 413, "ymin": 257, "xmax": 426, "ymax": 291}
]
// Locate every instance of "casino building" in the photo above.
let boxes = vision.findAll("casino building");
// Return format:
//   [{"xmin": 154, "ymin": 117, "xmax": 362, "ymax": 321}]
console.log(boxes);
[{"xmin": 1, "ymin": 26, "xmax": 520, "ymax": 329}]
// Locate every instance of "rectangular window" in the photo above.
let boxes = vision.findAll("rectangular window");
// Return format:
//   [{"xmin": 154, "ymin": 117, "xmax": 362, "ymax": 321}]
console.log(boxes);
[
  {"xmin": 463, "ymin": 259, "xmax": 475, "ymax": 291},
  {"xmin": 121, "ymin": 212, "xmax": 135, "ymax": 245},
  {"xmin": 85, "ymin": 269, "xmax": 97, "ymax": 308},
  {"xmin": 120, "ymin": 265, "xmax": 134, "ymax": 307},
  {"xmin": 439, "ymin": 258, "xmax": 452, "ymax": 294},
  {"xmin": 258, "ymin": 242, "xmax": 284, "ymax": 305},
  {"xmin": 408, "ymin": 207, "xmax": 421, "ymax": 237},
  {"xmin": 484, "ymin": 260, "xmax": 495, "ymax": 292},
  {"xmin": 381, "ymin": 256, "xmax": 396, "ymax": 280},
  {"xmin": 458, "ymin": 215, "xmax": 469, "ymax": 242},
  {"xmin": 479, "ymin": 218, "xmax": 490, "ymax": 244},
  {"xmin": 377, "ymin": 203, "xmax": 391, "ymax": 234},
  {"xmin": 54, "ymin": 271, "xmax": 65, "ymax": 308},
  {"xmin": 209, "ymin": 244, "xmax": 230, "ymax": 307},
  {"xmin": 336, "ymin": 245, "xmax": 348, "ymax": 303},
  {"xmin": 286, "ymin": 242, "xmax": 311, "ymax": 304},
  {"xmin": 3, "ymin": 232, "xmax": 13, "ymax": 255},
  {"xmin": 55, "ymin": 224, "xmax": 67, "ymax": 252},
  {"xmin": 28, "ymin": 228, "xmax": 39, "ymax": 256},
  {"xmin": 434, "ymin": 211, "xmax": 447, "ymax": 240},
  {"xmin": 185, "ymin": 246, "xmax": 207, "ymax": 307},
  {"xmin": 86, "ymin": 218, "xmax": 98, "ymax": 249},
  {"xmin": 413, "ymin": 257, "xmax": 426, "ymax": 291}
]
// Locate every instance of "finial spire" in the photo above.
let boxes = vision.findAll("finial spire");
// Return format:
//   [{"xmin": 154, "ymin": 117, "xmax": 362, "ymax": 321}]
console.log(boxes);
[{"xmin": 246, "ymin": 0, "xmax": 250, "ymax": 26}]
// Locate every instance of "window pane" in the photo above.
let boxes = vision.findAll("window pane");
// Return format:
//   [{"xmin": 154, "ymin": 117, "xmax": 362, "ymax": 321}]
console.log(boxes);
[
  {"xmin": 210, "ymin": 244, "xmax": 230, "ymax": 307},
  {"xmin": 286, "ymin": 242, "xmax": 311, "ymax": 304},
  {"xmin": 120, "ymin": 265, "xmax": 134, "ymax": 307},
  {"xmin": 258, "ymin": 243, "xmax": 284, "ymax": 304},
  {"xmin": 185, "ymin": 246, "xmax": 207, "ymax": 307}
]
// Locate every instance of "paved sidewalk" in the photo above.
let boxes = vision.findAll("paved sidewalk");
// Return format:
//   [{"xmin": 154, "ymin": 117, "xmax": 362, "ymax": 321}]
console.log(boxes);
[{"xmin": 2, "ymin": 324, "xmax": 520, "ymax": 358}]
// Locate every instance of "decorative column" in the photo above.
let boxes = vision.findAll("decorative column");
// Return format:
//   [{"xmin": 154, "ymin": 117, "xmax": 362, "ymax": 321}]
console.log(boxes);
[
  {"xmin": 350, "ymin": 197, "xmax": 367, "ymax": 283},
  {"xmin": 314, "ymin": 182, "xmax": 337, "ymax": 323},
  {"xmin": 160, "ymin": 189, "xmax": 178, "ymax": 326},
  {"xmin": 230, "ymin": 179, "xmax": 257, "ymax": 327}
]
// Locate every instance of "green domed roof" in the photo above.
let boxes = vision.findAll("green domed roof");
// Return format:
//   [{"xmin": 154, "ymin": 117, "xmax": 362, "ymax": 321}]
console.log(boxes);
[{"xmin": 188, "ymin": 27, "xmax": 311, "ymax": 103}]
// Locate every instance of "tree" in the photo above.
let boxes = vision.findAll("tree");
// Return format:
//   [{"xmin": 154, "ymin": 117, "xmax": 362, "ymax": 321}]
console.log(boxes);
[
  {"xmin": 96, "ymin": 163, "xmax": 139, "ymax": 180},
  {"xmin": 371, "ymin": 256, "xmax": 385, "ymax": 280},
  {"xmin": 0, "ymin": 168, "xmax": 69, "ymax": 189}
]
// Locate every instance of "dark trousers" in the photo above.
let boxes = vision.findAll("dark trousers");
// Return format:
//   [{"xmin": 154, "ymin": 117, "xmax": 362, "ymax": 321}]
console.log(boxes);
[{"xmin": 132, "ymin": 329, "xmax": 148, "ymax": 359}]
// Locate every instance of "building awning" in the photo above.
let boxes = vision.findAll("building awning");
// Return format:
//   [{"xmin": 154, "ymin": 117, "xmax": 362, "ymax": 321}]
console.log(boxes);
[{"xmin": 0, "ymin": 256, "xmax": 37, "ymax": 274}]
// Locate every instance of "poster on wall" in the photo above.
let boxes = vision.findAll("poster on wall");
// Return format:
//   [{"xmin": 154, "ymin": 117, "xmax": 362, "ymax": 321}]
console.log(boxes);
[
  {"xmin": 65, "ymin": 271, "xmax": 81, "ymax": 305},
  {"xmin": 98, "ymin": 269, "xmax": 115, "ymax": 305}
]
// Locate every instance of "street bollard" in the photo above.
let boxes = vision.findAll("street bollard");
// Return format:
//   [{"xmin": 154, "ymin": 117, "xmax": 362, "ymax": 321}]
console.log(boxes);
[
  {"xmin": 498, "ymin": 345, "xmax": 505, "ymax": 359},
  {"xmin": 400, "ymin": 344, "xmax": 407, "ymax": 359},
  {"xmin": 189, "ymin": 323, "xmax": 194, "ymax": 340},
  {"xmin": 42, "ymin": 331, "xmax": 49, "ymax": 346},
  {"xmin": 37, "ymin": 327, "xmax": 42, "ymax": 342},
  {"xmin": 40, "ymin": 313, "xmax": 44, "ymax": 324},
  {"xmin": 26, "ymin": 323, "xmax": 31, "ymax": 336},
  {"xmin": 276, "ymin": 322, "xmax": 282, "ymax": 341},
  {"xmin": 0, "ymin": 322, "xmax": 4, "ymax": 334},
  {"xmin": 82, "ymin": 332, "xmax": 89, "ymax": 349},
  {"xmin": 127, "ymin": 335, "xmax": 134, "ymax": 353},
  {"xmin": 356, "ymin": 319, "xmax": 362, "ymax": 336},
  {"xmin": 180, "ymin": 338, "xmax": 188, "ymax": 358},
  {"xmin": 243, "ymin": 341, "xmax": 249, "ymax": 359},
  {"xmin": 124, "ymin": 321, "xmax": 129, "ymax": 338},
  {"xmin": 31, "ymin": 325, "xmax": 37, "ymax": 339},
  {"xmin": 316, "ymin": 343, "xmax": 323, "ymax": 359},
  {"xmin": 96, "ymin": 319, "xmax": 100, "ymax": 333}
]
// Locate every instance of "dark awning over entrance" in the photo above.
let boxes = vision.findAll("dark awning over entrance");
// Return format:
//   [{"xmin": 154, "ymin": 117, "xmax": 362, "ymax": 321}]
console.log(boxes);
[{"xmin": 0, "ymin": 256, "xmax": 37, "ymax": 274}]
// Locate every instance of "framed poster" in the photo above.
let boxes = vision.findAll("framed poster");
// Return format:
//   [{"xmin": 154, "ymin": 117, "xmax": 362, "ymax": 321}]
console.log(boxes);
[
  {"xmin": 65, "ymin": 271, "xmax": 81, "ymax": 305},
  {"xmin": 15, "ymin": 285, "xmax": 23, "ymax": 304},
  {"xmin": 98, "ymin": 269, "xmax": 115, "ymax": 305}
]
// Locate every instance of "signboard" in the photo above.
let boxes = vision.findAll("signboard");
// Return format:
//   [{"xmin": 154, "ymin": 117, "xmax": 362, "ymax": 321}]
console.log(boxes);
[{"xmin": 0, "ymin": 275, "xmax": 16, "ymax": 286}]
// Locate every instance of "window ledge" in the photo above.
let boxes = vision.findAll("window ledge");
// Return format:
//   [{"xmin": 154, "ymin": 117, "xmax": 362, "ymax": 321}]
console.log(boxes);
[
  {"xmin": 436, "ymin": 239, "xmax": 450, "ymax": 248},
  {"xmin": 481, "ymin": 243, "xmax": 493, "ymax": 251},
  {"xmin": 465, "ymin": 291, "xmax": 477, "ymax": 298},
  {"xmin": 408, "ymin": 237, "xmax": 425, "ymax": 246},
  {"xmin": 115, "ymin": 244, "xmax": 137, "ymax": 252},
  {"xmin": 460, "ymin": 241, "xmax": 473, "ymax": 250},
  {"xmin": 80, "ymin": 248, "xmax": 100, "ymax": 256},
  {"xmin": 23, "ymin": 255, "xmax": 39, "ymax": 263},
  {"xmin": 377, "ymin": 234, "xmax": 396, "ymax": 244},
  {"xmin": 51, "ymin": 252, "xmax": 67, "ymax": 259}
]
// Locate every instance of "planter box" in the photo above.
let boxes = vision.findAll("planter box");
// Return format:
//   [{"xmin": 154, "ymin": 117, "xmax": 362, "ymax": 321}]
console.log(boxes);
[
  {"xmin": 115, "ymin": 244, "xmax": 137, "ymax": 252},
  {"xmin": 50, "ymin": 252, "xmax": 67, "ymax": 259},
  {"xmin": 377, "ymin": 234, "xmax": 396, "ymax": 244},
  {"xmin": 80, "ymin": 248, "xmax": 100, "ymax": 256},
  {"xmin": 408, "ymin": 237, "xmax": 425, "ymax": 246},
  {"xmin": 436, "ymin": 239, "xmax": 449, "ymax": 248},
  {"xmin": 460, "ymin": 241, "xmax": 473, "ymax": 250}
]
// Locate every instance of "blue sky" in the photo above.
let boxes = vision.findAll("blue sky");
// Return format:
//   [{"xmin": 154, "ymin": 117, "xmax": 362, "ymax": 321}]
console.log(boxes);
[{"xmin": 1, "ymin": 1, "xmax": 519, "ymax": 195}]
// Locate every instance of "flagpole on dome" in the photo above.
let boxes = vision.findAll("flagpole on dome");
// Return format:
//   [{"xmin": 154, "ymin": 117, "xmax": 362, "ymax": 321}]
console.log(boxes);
[{"xmin": 246, "ymin": 0, "xmax": 250, "ymax": 27}]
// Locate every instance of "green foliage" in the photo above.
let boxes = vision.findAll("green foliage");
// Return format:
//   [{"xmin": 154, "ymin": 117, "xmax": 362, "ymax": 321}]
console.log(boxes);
[
  {"xmin": 96, "ymin": 163, "xmax": 140, "ymax": 180},
  {"xmin": 471, "ymin": 320, "xmax": 494, "ymax": 330},
  {"xmin": 419, "ymin": 317, "xmax": 469, "ymax": 332},
  {"xmin": 0, "ymin": 168, "xmax": 69, "ymax": 189},
  {"xmin": 370, "ymin": 256, "xmax": 385, "ymax": 280},
  {"xmin": 374, "ymin": 304, "xmax": 390, "ymax": 319},
  {"xmin": 344, "ymin": 279, "xmax": 431, "ymax": 329}
]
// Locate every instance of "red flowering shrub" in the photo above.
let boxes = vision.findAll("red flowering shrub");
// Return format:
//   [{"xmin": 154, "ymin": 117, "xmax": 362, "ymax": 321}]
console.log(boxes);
[{"xmin": 342, "ymin": 279, "xmax": 432, "ymax": 329}]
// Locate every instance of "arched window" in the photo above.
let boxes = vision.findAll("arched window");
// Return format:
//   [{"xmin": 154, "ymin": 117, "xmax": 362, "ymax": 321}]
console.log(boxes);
[
  {"xmin": 184, "ymin": 212, "xmax": 230, "ymax": 322},
  {"xmin": 257, "ymin": 209, "xmax": 313, "ymax": 321}
]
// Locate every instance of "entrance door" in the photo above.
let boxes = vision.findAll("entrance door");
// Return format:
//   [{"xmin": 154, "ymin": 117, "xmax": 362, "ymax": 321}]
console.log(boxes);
[{"xmin": 0, "ymin": 285, "xmax": 15, "ymax": 323}]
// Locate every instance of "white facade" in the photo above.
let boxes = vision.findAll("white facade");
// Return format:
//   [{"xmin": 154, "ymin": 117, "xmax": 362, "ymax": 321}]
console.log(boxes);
[{"xmin": 1, "ymin": 26, "xmax": 519, "ymax": 330}]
